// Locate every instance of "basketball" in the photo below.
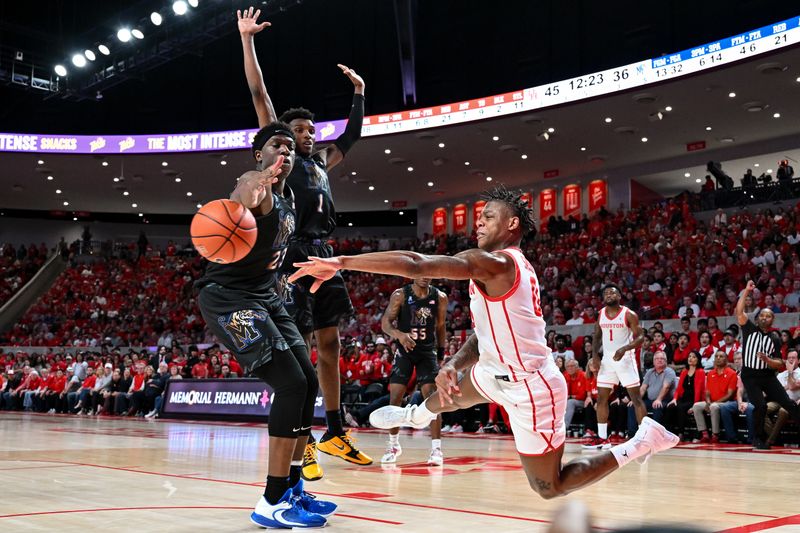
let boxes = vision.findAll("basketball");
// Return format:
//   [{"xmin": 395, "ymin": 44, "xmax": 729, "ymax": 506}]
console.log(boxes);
[{"xmin": 190, "ymin": 199, "xmax": 257, "ymax": 264}]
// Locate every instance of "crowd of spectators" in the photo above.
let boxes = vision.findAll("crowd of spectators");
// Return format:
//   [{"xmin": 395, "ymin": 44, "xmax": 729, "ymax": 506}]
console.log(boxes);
[{"xmin": 0, "ymin": 242, "xmax": 49, "ymax": 304}]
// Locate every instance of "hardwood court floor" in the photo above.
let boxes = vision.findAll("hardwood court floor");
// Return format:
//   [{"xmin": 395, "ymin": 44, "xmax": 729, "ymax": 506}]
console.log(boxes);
[{"xmin": 0, "ymin": 412, "xmax": 798, "ymax": 532}]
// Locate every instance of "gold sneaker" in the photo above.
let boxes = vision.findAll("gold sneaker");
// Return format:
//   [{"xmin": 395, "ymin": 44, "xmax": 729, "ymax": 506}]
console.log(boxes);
[
  {"xmin": 316, "ymin": 431, "xmax": 373, "ymax": 465},
  {"xmin": 301, "ymin": 441, "xmax": 324, "ymax": 481}
]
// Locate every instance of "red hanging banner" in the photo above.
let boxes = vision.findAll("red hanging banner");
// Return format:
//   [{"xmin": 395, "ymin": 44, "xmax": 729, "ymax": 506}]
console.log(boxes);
[
  {"xmin": 520, "ymin": 191, "xmax": 532, "ymax": 208},
  {"xmin": 452, "ymin": 203, "xmax": 468, "ymax": 234},
  {"xmin": 433, "ymin": 207, "xmax": 448, "ymax": 236},
  {"xmin": 539, "ymin": 189, "xmax": 556, "ymax": 221},
  {"xmin": 472, "ymin": 200, "xmax": 487, "ymax": 227},
  {"xmin": 588, "ymin": 180, "xmax": 608, "ymax": 213},
  {"xmin": 563, "ymin": 184, "xmax": 582, "ymax": 218}
]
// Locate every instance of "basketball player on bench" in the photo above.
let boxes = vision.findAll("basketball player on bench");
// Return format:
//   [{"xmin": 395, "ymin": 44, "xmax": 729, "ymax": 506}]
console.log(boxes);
[{"xmin": 290, "ymin": 186, "xmax": 679, "ymax": 499}]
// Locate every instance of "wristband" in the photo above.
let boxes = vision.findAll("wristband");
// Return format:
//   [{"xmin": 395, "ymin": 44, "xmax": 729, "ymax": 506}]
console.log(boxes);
[{"xmin": 437, "ymin": 347, "xmax": 445, "ymax": 360}]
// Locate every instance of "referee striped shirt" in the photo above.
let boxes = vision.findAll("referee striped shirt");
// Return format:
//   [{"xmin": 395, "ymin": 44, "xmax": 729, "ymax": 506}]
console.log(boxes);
[{"xmin": 741, "ymin": 319, "xmax": 781, "ymax": 370}]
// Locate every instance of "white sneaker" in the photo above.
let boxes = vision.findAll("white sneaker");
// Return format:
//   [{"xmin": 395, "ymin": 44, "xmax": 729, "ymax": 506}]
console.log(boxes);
[
  {"xmin": 441, "ymin": 425, "xmax": 452, "ymax": 433},
  {"xmin": 449, "ymin": 424, "xmax": 463, "ymax": 433},
  {"xmin": 369, "ymin": 405, "xmax": 433, "ymax": 430},
  {"xmin": 381, "ymin": 445, "xmax": 402, "ymax": 463},
  {"xmin": 144, "ymin": 409, "xmax": 157, "ymax": 418},
  {"xmin": 344, "ymin": 412, "xmax": 359, "ymax": 428},
  {"xmin": 634, "ymin": 416, "xmax": 679, "ymax": 465},
  {"xmin": 47, "ymin": 409, "xmax": 55, "ymax": 414},
  {"xmin": 427, "ymin": 447, "xmax": 444, "ymax": 466},
  {"xmin": 250, "ymin": 490, "xmax": 327, "ymax": 529}
]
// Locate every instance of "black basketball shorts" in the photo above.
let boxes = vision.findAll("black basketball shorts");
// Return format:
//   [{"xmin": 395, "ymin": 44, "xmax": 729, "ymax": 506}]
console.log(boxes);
[
  {"xmin": 390, "ymin": 349, "xmax": 439, "ymax": 386},
  {"xmin": 279, "ymin": 241, "xmax": 355, "ymax": 335},
  {"xmin": 198, "ymin": 283, "xmax": 306, "ymax": 375}
]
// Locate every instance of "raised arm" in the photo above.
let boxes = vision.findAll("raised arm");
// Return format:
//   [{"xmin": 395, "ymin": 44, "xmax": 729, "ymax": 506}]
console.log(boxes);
[
  {"xmin": 289, "ymin": 248, "xmax": 513, "ymax": 294},
  {"xmin": 237, "ymin": 7, "xmax": 277, "ymax": 127},
  {"xmin": 381, "ymin": 289, "xmax": 415, "ymax": 352},
  {"xmin": 323, "ymin": 64, "xmax": 365, "ymax": 170},
  {"xmin": 736, "ymin": 280, "xmax": 755, "ymax": 326}
]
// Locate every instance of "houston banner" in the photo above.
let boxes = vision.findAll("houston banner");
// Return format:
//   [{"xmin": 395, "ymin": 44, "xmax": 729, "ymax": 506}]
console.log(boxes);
[
  {"xmin": 539, "ymin": 189, "xmax": 556, "ymax": 221},
  {"xmin": 453, "ymin": 203, "xmax": 468, "ymax": 234},
  {"xmin": 433, "ymin": 207, "xmax": 448, "ymax": 236},
  {"xmin": 563, "ymin": 184, "xmax": 582, "ymax": 218},
  {"xmin": 588, "ymin": 179, "xmax": 608, "ymax": 212},
  {"xmin": 473, "ymin": 200, "xmax": 487, "ymax": 227}
]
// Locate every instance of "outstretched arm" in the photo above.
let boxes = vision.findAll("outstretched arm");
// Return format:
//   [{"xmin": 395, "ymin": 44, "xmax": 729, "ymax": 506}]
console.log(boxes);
[
  {"xmin": 289, "ymin": 248, "xmax": 512, "ymax": 293},
  {"xmin": 229, "ymin": 156, "xmax": 284, "ymax": 215},
  {"xmin": 237, "ymin": 7, "xmax": 277, "ymax": 127},
  {"xmin": 324, "ymin": 64, "xmax": 365, "ymax": 170},
  {"xmin": 736, "ymin": 280, "xmax": 755, "ymax": 326}
]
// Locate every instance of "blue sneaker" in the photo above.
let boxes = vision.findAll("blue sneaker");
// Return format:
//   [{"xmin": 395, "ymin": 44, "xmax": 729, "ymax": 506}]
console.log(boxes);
[
  {"xmin": 292, "ymin": 479, "xmax": 338, "ymax": 517},
  {"xmin": 250, "ymin": 487, "xmax": 327, "ymax": 529}
]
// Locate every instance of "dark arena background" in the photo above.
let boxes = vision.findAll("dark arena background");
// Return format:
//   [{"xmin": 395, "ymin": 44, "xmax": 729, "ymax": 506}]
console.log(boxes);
[{"xmin": 1, "ymin": 1, "xmax": 800, "ymax": 531}]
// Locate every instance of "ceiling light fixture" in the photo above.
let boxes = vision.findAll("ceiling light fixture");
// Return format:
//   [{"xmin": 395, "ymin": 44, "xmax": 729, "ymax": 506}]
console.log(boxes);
[
  {"xmin": 438, "ymin": 142, "xmax": 445, "ymax": 148},
  {"xmin": 188, "ymin": 0, "xmax": 199, "ymax": 7},
  {"xmin": 464, "ymin": 161, "xmax": 470, "ymax": 166},
  {"xmin": 705, "ymin": 126, "xmax": 712, "ymax": 131},
  {"xmin": 161, "ymin": 161, "xmax": 168, "ymax": 167},
  {"xmin": 55, "ymin": 189, "xmax": 62, "ymax": 194},
  {"xmin": 604, "ymin": 117, "xmax": 612, "ymax": 123},
  {"xmin": 47, "ymin": 175, "xmax": 54, "ymax": 181},
  {"xmin": 123, "ymin": 191, "xmax": 130, "ymax": 196},
  {"xmin": 131, "ymin": 29, "xmax": 144, "ymax": 40},
  {"xmin": 37, "ymin": 160, "xmax": 44, "ymax": 165},
  {"xmin": 186, "ymin": 191, "xmax": 193, "ymax": 196},
  {"xmin": 63, "ymin": 201, "xmax": 69, "ymax": 206},
  {"xmin": 117, "ymin": 28, "xmax": 132, "ymax": 42},
  {"xmin": 71, "ymin": 54, "xmax": 87, "ymax": 67},
  {"xmin": 132, "ymin": 203, "xmax": 138, "ymax": 208},
  {"xmin": 580, "ymin": 147, "xmax": 586, "ymax": 151},
  {"xmin": 196, "ymin": 203, "xmax": 202, "ymax": 209},
  {"xmin": 347, "ymin": 222, "xmax": 353, "ymax": 227},
  {"xmin": 695, "ymin": 178, "xmax": 701, "ymax": 183},
  {"xmin": 151, "ymin": 12, "xmax": 163, "ymax": 25},
  {"xmin": 98, "ymin": 44, "xmax": 110, "ymax": 56},
  {"xmin": 492, "ymin": 136, "xmax": 499, "ymax": 141},
  {"xmin": 351, "ymin": 171, "xmax": 357, "ymax": 175},
  {"xmin": 407, "ymin": 166, "xmax": 413, "ymax": 172},
  {"xmin": 84, "ymin": 50, "xmax": 96, "ymax": 61},
  {"xmin": 175, "ymin": 177, "xmax": 181, "ymax": 183},
  {"xmin": 754, "ymin": 163, "xmax": 760, "ymax": 167},
  {"xmin": 113, "ymin": 177, "xmax": 119, "ymax": 182},
  {"xmin": 486, "ymin": 176, "xmax": 493, "ymax": 181},
  {"xmin": 427, "ymin": 181, "xmax": 434, "ymax": 187},
  {"xmin": 773, "ymin": 112, "xmax": 781, "ymax": 118},
  {"xmin": 368, "ymin": 185, "xmax": 375, "ymax": 191},
  {"xmin": 173, "ymin": 1, "xmax": 188, "ymax": 15},
  {"xmin": 641, "ymin": 137, "xmax": 648, "ymax": 142},
  {"xmin": 54, "ymin": 64, "xmax": 67, "ymax": 76},
  {"xmin": 547, "ymin": 127, "xmax": 555, "ymax": 133},
  {"xmin": 521, "ymin": 154, "xmax": 528, "ymax": 159},
  {"xmin": 664, "ymin": 106, "xmax": 673, "ymax": 112},
  {"xmin": 139, "ymin": 213, "xmax": 144, "ymax": 217},
  {"xmin": 102, "ymin": 161, "xmax": 108, "ymax": 167},
  {"xmin": 399, "ymin": 211, "xmax": 404, "ymax": 215},
  {"xmin": 728, "ymin": 92, "xmax": 736, "ymax": 98},
  {"xmin": 220, "ymin": 160, "xmax": 227, "ymax": 166},
  {"xmin": 384, "ymin": 199, "xmax": 389, "ymax": 203},
  {"xmin": 384, "ymin": 149, "xmax": 391, "ymax": 154},
  {"xmin": 684, "ymin": 172, "xmax": 691, "ymax": 177}
]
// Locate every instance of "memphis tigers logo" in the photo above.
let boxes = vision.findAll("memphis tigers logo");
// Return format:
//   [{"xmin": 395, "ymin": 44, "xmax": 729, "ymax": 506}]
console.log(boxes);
[
  {"xmin": 218, "ymin": 310, "xmax": 268, "ymax": 351},
  {"xmin": 277, "ymin": 273, "xmax": 295, "ymax": 305},
  {"xmin": 414, "ymin": 306, "xmax": 432, "ymax": 326}
]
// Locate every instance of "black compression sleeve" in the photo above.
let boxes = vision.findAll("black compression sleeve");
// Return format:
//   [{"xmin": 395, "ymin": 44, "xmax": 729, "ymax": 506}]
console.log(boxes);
[{"xmin": 334, "ymin": 93, "xmax": 364, "ymax": 156}]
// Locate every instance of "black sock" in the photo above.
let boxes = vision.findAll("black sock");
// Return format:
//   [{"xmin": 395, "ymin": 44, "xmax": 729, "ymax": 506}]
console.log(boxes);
[
  {"xmin": 289, "ymin": 465, "xmax": 302, "ymax": 487},
  {"xmin": 264, "ymin": 475, "xmax": 290, "ymax": 505},
  {"xmin": 325, "ymin": 410, "xmax": 344, "ymax": 436}
]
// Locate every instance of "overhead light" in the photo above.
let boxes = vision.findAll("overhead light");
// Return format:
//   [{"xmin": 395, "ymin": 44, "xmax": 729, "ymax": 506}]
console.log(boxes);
[
  {"xmin": 102, "ymin": 161, "xmax": 109, "ymax": 167},
  {"xmin": 98, "ymin": 44, "xmax": 110, "ymax": 56},
  {"xmin": 521, "ymin": 154, "xmax": 528, "ymax": 159},
  {"xmin": 113, "ymin": 177, "xmax": 120, "ymax": 182},
  {"xmin": 773, "ymin": 112, "xmax": 781, "ymax": 118},
  {"xmin": 347, "ymin": 222, "xmax": 353, "ymax": 227},
  {"xmin": 728, "ymin": 92, "xmax": 736, "ymax": 98},
  {"xmin": 73, "ymin": 217, "xmax": 78, "ymax": 221},
  {"xmin": 407, "ymin": 166, "xmax": 413, "ymax": 172},
  {"xmin": 175, "ymin": 177, "xmax": 181, "ymax": 183},
  {"xmin": 547, "ymin": 127, "xmax": 555, "ymax": 133},
  {"xmin": 117, "ymin": 28, "xmax": 132, "ymax": 42},
  {"xmin": 55, "ymin": 189, "xmax": 62, "ymax": 194},
  {"xmin": 123, "ymin": 191, "xmax": 130, "ymax": 196},
  {"xmin": 384, "ymin": 149, "xmax": 391, "ymax": 154},
  {"xmin": 139, "ymin": 213, "xmax": 144, "ymax": 217},
  {"xmin": 63, "ymin": 201, "xmax": 69, "ymax": 206},
  {"xmin": 641, "ymin": 137, "xmax": 648, "ymax": 142},
  {"xmin": 47, "ymin": 175, "xmax": 54, "ymax": 181},
  {"xmin": 754, "ymin": 163, "xmax": 760, "ymax": 167},
  {"xmin": 150, "ymin": 12, "xmax": 163, "ymax": 25},
  {"xmin": 604, "ymin": 117, "xmax": 612, "ymax": 123},
  {"xmin": 351, "ymin": 171, "xmax": 357, "ymax": 175},
  {"xmin": 196, "ymin": 203, "xmax": 202, "ymax": 209},
  {"xmin": 695, "ymin": 178, "xmax": 701, "ymax": 183},
  {"xmin": 486, "ymin": 176, "xmax": 493, "ymax": 181},
  {"xmin": 84, "ymin": 50, "xmax": 96, "ymax": 61},
  {"xmin": 492, "ymin": 136, "xmax": 500, "ymax": 141},
  {"xmin": 132, "ymin": 203, "xmax": 138, "ymax": 208},
  {"xmin": 368, "ymin": 185, "xmax": 375, "ymax": 191},
  {"xmin": 162, "ymin": 161, "xmax": 168, "ymax": 167},
  {"xmin": 186, "ymin": 191, "xmax": 193, "ymax": 196},
  {"xmin": 580, "ymin": 147, "xmax": 586, "ymax": 151},
  {"xmin": 796, "ymin": 76, "xmax": 800, "ymax": 83},
  {"xmin": 438, "ymin": 142, "xmax": 445, "ymax": 148},
  {"xmin": 539, "ymin": 132, "xmax": 550, "ymax": 141},
  {"xmin": 188, "ymin": 0, "xmax": 199, "ymax": 6},
  {"xmin": 664, "ymin": 106, "xmax": 673, "ymax": 112},
  {"xmin": 384, "ymin": 199, "xmax": 389, "ymax": 203},
  {"xmin": 684, "ymin": 172, "xmax": 691, "ymax": 177},
  {"xmin": 464, "ymin": 161, "xmax": 470, "ymax": 166},
  {"xmin": 427, "ymin": 181, "xmax": 434, "ymax": 187},
  {"xmin": 705, "ymin": 126, "xmax": 712, "ymax": 131},
  {"xmin": 37, "ymin": 159, "xmax": 44, "ymax": 165},
  {"xmin": 767, "ymin": 168, "xmax": 773, "ymax": 174},
  {"xmin": 71, "ymin": 54, "xmax": 87, "ymax": 68},
  {"xmin": 220, "ymin": 160, "xmax": 227, "ymax": 166},
  {"xmin": 131, "ymin": 29, "xmax": 144, "ymax": 40},
  {"xmin": 399, "ymin": 211, "xmax": 404, "ymax": 215},
  {"xmin": 173, "ymin": 1, "xmax": 188, "ymax": 15}
]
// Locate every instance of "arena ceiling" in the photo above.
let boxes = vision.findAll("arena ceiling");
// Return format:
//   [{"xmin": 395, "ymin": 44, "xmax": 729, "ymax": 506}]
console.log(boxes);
[{"xmin": 0, "ymin": 2, "xmax": 799, "ymax": 215}]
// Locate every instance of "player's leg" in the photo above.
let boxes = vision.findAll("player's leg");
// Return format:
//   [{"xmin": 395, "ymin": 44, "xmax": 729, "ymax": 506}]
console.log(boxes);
[
  {"xmin": 625, "ymin": 386, "xmax": 646, "ymax": 425},
  {"xmin": 381, "ymin": 383, "xmax": 407, "ymax": 463},
  {"xmin": 421, "ymin": 382, "xmax": 444, "ymax": 465}
]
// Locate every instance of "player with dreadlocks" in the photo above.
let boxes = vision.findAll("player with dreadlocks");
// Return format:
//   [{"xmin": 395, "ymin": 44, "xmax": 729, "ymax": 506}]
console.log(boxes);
[{"xmin": 289, "ymin": 185, "xmax": 679, "ymax": 500}]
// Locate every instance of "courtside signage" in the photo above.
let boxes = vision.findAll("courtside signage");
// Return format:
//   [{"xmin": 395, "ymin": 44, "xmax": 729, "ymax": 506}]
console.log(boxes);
[{"xmin": 2, "ymin": 15, "xmax": 798, "ymax": 154}]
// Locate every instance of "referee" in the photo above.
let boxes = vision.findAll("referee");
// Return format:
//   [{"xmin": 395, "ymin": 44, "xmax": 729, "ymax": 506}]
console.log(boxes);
[{"xmin": 736, "ymin": 280, "xmax": 800, "ymax": 449}]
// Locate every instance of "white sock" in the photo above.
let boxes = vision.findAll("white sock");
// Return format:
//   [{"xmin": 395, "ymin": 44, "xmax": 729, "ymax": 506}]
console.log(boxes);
[
  {"xmin": 389, "ymin": 433, "xmax": 400, "ymax": 446},
  {"xmin": 290, "ymin": 460, "xmax": 302, "ymax": 467},
  {"xmin": 431, "ymin": 439, "xmax": 441, "ymax": 450},
  {"xmin": 598, "ymin": 423, "xmax": 608, "ymax": 440},
  {"xmin": 610, "ymin": 437, "xmax": 650, "ymax": 467},
  {"xmin": 410, "ymin": 402, "xmax": 437, "ymax": 425}
]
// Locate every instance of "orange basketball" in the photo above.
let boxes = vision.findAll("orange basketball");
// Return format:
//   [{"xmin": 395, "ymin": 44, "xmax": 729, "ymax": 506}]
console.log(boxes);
[{"xmin": 191, "ymin": 199, "xmax": 257, "ymax": 264}]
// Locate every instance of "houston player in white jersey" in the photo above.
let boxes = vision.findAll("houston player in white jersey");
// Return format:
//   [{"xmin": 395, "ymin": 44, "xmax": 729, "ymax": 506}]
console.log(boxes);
[
  {"xmin": 583, "ymin": 284, "xmax": 647, "ymax": 450},
  {"xmin": 290, "ymin": 186, "xmax": 678, "ymax": 499}
]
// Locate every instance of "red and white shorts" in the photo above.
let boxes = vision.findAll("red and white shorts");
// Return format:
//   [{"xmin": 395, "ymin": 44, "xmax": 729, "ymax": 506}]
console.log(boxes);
[
  {"xmin": 597, "ymin": 353, "xmax": 640, "ymax": 389},
  {"xmin": 470, "ymin": 360, "xmax": 567, "ymax": 455}
]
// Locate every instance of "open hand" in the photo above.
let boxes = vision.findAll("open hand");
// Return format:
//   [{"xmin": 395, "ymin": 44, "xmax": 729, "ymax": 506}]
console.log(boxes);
[
  {"xmin": 613, "ymin": 347, "xmax": 626, "ymax": 361},
  {"xmin": 337, "ymin": 64, "xmax": 365, "ymax": 92},
  {"xmin": 397, "ymin": 332, "xmax": 416, "ymax": 352},
  {"xmin": 237, "ymin": 6, "xmax": 270, "ymax": 36},
  {"xmin": 435, "ymin": 364, "xmax": 460, "ymax": 407},
  {"xmin": 288, "ymin": 256, "xmax": 343, "ymax": 293},
  {"xmin": 236, "ymin": 155, "xmax": 284, "ymax": 208}
]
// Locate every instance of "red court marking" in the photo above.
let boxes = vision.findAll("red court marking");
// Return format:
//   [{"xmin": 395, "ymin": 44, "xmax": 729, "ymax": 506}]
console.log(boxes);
[
  {"xmin": 716, "ymin": 514, "xmax": 800, "ymax": 533},
  {"xmin": 0, "ymin": 464, "xmax": 81, "ymax": 472},
  {"xmin": 337, "ymin": 513, "xmax": 402, "ymax": 525},
  {"xmin": 5, "ymin": 459, "xmax": 552, "ymax": 525},
  {"xmin": 725, "ymin": 512, "xmax": 779, "ymax": 519},
  {"xmin": 0, "ymin": 505, "xmax": 251, "ymax": 519},
  {"xmin": 340, "ymin": 492, "xmax": 393, "ymax": 499}
]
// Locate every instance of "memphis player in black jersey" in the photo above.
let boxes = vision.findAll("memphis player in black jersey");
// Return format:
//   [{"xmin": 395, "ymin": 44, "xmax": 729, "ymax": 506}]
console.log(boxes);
[
  {"xmin": 237, "ymin": 6, "xmax": 371, "ymax": 478},
  {"xmin": 196, "ymin": 122, "xmax": 335, "ymax": 529},
  {"xmin": 380, "ymin": 278, "xmax": 448, "ymax": 466}
]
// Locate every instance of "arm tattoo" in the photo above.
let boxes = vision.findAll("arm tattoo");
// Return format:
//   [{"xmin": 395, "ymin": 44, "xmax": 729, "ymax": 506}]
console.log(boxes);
[
  {"xmin": 533, "ymin": 478, "xmax": 552, "ymax": 492},
  {"xmin": 448, "ymin": 333, "xmax": 479, "ymax": 371}
]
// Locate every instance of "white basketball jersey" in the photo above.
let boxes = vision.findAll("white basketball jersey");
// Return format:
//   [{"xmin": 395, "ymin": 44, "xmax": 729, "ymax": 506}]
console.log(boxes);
[
  {"xmin": 469, "ymin": 247, "xmax": 551, "ymax": 381},
  {"xmin": 599, "ymin": 306, "xmax": 634, "ymax": 359}
]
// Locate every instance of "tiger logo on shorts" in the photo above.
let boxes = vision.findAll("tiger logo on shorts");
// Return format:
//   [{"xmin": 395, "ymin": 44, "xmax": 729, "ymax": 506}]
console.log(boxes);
[
  {"xmin": 218, "ymin": 310, "xmax": 268, "ymax": 351},
  {"xmin": 277, "ymin": 273, "xmax": 295, "ymax": 305}
]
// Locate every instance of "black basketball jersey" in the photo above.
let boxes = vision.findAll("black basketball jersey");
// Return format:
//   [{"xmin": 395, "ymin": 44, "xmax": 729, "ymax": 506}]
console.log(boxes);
[
  {"xmin": 199, "ymin": 190, "xmax": 295, "ymax": 293},
  {"xmin": 397, "ymin": 285, "xmax": 439, "ymax": 353},
  {"xmin": 286, "ymin": 153, "xmax": 336, "ymax": 240}
]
